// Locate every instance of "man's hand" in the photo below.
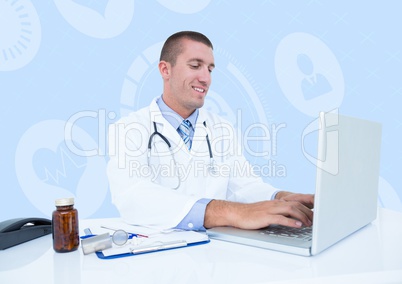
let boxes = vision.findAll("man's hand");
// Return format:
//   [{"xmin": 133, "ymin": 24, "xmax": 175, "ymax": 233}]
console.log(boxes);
[
  {"xmin": 275, "ymin": 191, "xmax": 314, "ymax": 209},
  {"xmin": 204, "ymin": 192, "xmax": 314, "ymax": 230}
]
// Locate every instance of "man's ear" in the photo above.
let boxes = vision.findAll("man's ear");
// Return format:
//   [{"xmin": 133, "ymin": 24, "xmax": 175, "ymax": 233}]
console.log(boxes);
[{"xmin": 158, "ymin": 61, "xmax": 171, "ymax": 79}]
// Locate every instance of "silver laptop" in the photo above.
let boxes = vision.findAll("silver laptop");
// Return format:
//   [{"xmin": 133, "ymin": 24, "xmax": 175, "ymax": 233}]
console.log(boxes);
[{"xmin": 207, "ymin": 112, "xmax": 382, "ymax": 256}]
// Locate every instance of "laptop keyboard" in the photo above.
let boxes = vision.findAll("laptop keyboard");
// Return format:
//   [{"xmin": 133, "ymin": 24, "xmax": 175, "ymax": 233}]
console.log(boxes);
[{"xmin": 260, "ymin": 225, "xmax": 313, "ymax": 241}]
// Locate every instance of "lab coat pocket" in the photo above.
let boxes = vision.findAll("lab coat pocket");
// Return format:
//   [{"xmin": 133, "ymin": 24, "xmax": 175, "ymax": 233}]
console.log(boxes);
[{"xmin": 203, "ymin": 160, "xmax": 230, "ymax": 199}]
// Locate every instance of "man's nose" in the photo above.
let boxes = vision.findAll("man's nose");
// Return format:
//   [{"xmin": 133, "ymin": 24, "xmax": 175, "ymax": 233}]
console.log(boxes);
[{"xmin": 198, "ymin": 66, "xmax": 211, "ymax": 85}]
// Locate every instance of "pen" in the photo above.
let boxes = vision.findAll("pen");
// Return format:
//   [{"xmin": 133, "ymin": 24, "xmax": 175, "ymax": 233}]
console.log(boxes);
[{"xmin": 130, "ymin": 240, "xmax": 187, "ymax": 254}]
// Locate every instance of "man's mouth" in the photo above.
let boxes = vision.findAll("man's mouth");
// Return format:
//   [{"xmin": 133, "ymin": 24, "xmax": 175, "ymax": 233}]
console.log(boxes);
[{"xmin": 193, "ymin": 87, "xmax": 205, "ymax": 93}]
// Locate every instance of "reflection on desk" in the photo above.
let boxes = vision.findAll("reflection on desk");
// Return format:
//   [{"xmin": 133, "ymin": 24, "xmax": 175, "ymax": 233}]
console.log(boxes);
[{"xmin": 0, "ymin": 207, "xmax": 401, "ymax": 284}]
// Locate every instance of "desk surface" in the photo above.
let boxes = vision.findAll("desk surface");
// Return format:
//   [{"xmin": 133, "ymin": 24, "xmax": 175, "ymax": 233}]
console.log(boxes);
[{"xmin": 1, "ymin": 207, "xmax": 402, "ymax": 284}]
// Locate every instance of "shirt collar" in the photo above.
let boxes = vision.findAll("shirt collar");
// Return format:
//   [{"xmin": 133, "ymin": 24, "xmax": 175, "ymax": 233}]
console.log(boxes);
[{"xmin": 156, "ymin": 95, "xmax": 198, "ymax": 130}]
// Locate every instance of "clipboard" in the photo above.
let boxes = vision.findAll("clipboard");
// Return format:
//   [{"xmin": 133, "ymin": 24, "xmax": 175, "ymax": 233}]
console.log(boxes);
[{"xmin": 81, "ymin": 226, "xmax": 210, "ymax": 260}]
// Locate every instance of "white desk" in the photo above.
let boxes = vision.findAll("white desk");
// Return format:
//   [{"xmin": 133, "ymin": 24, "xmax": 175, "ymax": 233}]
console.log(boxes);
[{"xmin": 1, "ymin": 207, "xmax": 402, "ymax": 284}]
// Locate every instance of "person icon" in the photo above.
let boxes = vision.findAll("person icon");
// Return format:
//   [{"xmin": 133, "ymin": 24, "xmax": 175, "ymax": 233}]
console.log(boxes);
[{"xmin": 298, "ymin": 53, "xmax": 332, "ymax": 100}]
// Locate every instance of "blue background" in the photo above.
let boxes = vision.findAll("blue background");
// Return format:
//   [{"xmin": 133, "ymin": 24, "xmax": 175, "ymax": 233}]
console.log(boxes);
[{"xmin": 1, "ymin": 0, "xmax": 401, "ymax": 220}]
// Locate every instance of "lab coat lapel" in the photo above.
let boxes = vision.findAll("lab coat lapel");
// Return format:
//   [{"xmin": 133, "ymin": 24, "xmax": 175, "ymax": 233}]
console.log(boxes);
[{"xmin": 191, "ymin": 109, "xmax": 210, "ymax": 156}]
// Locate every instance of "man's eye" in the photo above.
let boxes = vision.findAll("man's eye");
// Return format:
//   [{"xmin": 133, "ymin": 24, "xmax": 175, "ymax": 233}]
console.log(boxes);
[{"xmin": 190, "ymin": 65, "xmax": 199, "ymax": 69}]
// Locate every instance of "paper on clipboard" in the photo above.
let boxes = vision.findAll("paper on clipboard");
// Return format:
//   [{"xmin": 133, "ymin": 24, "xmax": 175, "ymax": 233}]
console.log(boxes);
[
  {"xmin": 98, "ymin": 220, "xmax": 181, "ymax": 237},
  {"xmin": 84, "ymin": 221, "xmax": 210, "ymax": 258},
  {"xmin": 101, "ymin": 230, "xmax": 209, "ymax": 257}
]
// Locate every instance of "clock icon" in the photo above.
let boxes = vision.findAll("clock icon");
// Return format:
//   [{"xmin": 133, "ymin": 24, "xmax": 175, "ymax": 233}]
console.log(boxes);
[{"xmin": 0, "ymin": 0, "xmax": 41, "ymax": 71}]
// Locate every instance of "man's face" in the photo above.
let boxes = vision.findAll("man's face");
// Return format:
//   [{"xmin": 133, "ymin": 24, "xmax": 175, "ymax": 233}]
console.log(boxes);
[{"xmin": 166, "ymin": 39, "xmax": 215, "ymax": 117}]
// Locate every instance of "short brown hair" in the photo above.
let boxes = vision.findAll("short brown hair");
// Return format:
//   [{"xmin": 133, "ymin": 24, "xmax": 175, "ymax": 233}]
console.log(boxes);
[{"xmin": 160, "ymin": 31, "xmax": 213, "ymax": 66}]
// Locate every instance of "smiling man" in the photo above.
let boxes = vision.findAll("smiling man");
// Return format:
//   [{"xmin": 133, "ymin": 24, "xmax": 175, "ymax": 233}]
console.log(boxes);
[
  {"xmin": 159, "ymin": 33, "xmax": 215, "ymax": 118},
  {"xmin": 107, "ymin": 31, "xmax": 314, "ymax": 231}
]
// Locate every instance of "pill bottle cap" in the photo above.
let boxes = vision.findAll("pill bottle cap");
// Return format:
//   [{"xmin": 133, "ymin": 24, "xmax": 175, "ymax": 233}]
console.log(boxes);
[{"xmin": 55, "ymin": 197, "xmax": 74, "ymax": 206}]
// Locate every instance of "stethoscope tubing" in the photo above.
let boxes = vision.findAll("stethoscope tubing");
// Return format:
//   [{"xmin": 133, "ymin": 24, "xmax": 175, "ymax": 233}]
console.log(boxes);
[{"xmin": 147, "ymin": 120, "xmax": 216, "ymax": 189}]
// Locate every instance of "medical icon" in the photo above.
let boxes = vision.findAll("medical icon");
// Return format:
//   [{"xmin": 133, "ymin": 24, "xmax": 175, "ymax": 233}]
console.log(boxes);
[
  {"xmin": 275, "ymin": 32, "xmax": 344, "ymax": 117},
  {"xmin": 54, "ymin": 0, "xmax": 134, "ymax": 38},
  {"xmin": 15, "ymin": 120, "xmax": 108, "ymax": 218},
  {"xmin": 298, "ymin": 54, "xmax": 332, "ymax": 100}
]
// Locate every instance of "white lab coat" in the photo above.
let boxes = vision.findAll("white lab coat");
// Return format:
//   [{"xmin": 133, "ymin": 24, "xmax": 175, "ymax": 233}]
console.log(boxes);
[{"xmin": 107, "ymin": 98, "xmax": 279, "ymax": 229}]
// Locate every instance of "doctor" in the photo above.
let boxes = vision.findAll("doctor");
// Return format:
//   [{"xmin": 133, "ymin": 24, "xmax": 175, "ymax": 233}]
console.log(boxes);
[{"xmin": 107, "ymin": 31, "xmax": 314, "ymax": 231}]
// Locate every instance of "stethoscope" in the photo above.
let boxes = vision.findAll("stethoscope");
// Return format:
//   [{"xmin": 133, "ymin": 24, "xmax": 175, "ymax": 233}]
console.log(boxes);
[{"xmin": 147, "ymin": 121, "xmax": 217, "ymax": 189}]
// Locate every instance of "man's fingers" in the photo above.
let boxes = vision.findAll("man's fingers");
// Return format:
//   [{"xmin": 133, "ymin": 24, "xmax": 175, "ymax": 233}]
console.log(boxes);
[
  {"xmin": 269, "ymin": 215, "xmax": 304, "ymax": 228},
  {"xmin": 279, "ymin": 193, "xmax": 315, "ymax": 209},
  {"xmin": 230, "ymin": 199, "xmax": 314, "ymax": 230},
  {"xmin": 272, "ymin": 200, "xmax": 313, "ymax": 227}
]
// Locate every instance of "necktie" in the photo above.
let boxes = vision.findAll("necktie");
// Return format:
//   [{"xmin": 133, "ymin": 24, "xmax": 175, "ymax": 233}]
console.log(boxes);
[{"xmin": 177, "ymin": 119, "xmax": 192, "ymax": 150}]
